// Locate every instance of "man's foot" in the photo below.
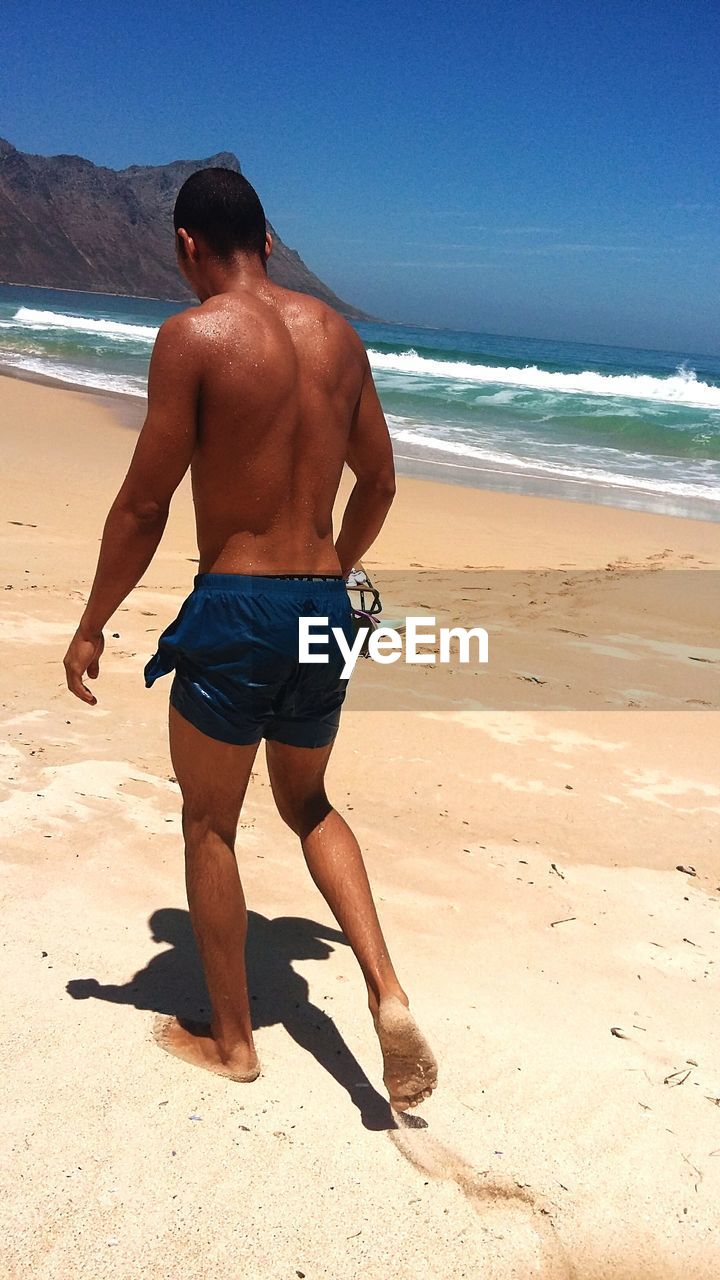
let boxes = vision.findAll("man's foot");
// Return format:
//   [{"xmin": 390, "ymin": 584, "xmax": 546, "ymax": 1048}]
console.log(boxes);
[
  {"xmin": 374, "ymin": 995, "xmax": 438, "ymax": 1112},
  {"xmin": 152, "ymin": 1015, "xmax": 261, "ymax": 1082}
]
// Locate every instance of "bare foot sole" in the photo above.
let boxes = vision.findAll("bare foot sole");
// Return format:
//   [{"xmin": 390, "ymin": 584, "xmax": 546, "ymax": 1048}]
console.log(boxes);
[
  {"xmin": 152, "ymin": 1015, "xmax": 261, "ymax": 1083},
  {"xmin": 375, "ymin": 996, "xmax": 438, "ymax": 1111}
]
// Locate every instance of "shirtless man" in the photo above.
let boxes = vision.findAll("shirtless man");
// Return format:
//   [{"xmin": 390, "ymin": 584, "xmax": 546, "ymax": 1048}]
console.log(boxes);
[{"xmin": 63, "ymin": 168, "xmax": 437, "ymax": 1112}]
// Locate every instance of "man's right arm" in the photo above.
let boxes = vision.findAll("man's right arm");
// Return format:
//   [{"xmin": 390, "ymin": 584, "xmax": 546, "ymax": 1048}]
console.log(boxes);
[{"xmin": 335, "ymin": 355, "xmax": 396, "ymax": 578}]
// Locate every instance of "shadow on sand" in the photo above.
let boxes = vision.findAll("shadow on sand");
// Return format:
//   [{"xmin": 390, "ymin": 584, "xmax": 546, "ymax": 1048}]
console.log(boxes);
[
  {"xmin": 68, "ymin": 914, "xmax": 571, "ymax": 1267},
  {"xmin": 67, "ymin": 907, "xmax": 396, "ymax": 1131}
]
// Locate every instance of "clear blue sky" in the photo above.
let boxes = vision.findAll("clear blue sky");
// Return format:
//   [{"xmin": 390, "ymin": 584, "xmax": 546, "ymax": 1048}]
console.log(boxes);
[{"xmin": 1, "ymin": 0, "xmax": 718, "ymax": 353}]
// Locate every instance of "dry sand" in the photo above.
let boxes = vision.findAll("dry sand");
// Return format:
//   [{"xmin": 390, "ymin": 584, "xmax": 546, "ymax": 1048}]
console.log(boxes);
[{"xmin": 2, "ymin": 372, "xmax": 720, "ymax": 1279}]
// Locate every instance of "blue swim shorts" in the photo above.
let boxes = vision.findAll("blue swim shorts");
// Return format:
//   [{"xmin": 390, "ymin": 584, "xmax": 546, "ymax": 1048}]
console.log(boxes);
[{"xmin": 144, "ymin": 573, "xmax": 355, "ymax": 748}]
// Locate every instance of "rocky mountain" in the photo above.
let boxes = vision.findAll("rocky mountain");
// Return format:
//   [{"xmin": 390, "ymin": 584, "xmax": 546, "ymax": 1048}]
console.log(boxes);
[{"xmin": 0, "ymin": 138, "xmax": 369, "ymax": 318}]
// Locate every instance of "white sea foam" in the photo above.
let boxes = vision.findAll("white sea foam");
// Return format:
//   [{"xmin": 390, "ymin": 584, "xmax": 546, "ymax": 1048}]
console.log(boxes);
[
  {"xmin": 369, "ymin": 349, "xmax": 720, "ymax": 409},
  {"xmin": 388, "ymin": 421, "xmax": 720, "ymax": 502},
  {"xmin": 0, "ymin": 352, "xmax": 146, "ymax": 397},
  {"xmin": 11, "ymin": 307, "xmax": 158, "ymax": 341}
]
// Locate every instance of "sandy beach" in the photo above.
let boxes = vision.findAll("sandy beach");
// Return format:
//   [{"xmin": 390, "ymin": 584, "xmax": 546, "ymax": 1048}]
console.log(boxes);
[{"xmin": 3, "ymin": 371, "xmax": 720, "ymax": 1280}]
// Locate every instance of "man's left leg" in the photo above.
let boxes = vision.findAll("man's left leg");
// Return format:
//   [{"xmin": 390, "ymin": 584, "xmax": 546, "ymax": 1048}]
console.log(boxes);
[{"xmin": 153, "ymin": 704, "xmax": 261, "ymax": 1082}]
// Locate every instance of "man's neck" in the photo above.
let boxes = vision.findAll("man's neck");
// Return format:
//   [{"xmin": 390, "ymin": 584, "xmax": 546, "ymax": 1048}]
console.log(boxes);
[{"xmin": 198, "ymin": 254, "xmax": 270, "ymax": 302}]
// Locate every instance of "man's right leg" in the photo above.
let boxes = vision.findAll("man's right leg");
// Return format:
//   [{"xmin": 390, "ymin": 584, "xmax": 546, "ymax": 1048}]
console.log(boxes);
[
  {"xmin": 153, "ymin": 704, "xmax": 261, "ymax": 1083},
  {"xmin": 265, "ymin": 737, "xmax": 437, "ymax": 1110}
]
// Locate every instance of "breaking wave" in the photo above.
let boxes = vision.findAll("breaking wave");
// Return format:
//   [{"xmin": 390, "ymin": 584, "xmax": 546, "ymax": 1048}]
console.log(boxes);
[
  {"xmin": 369, "ymin": 349, "xmax": 720, "ymax": 409},
  {"xmin": 11, "ymin": 307, "xmax": 158, "ymax": 341}
]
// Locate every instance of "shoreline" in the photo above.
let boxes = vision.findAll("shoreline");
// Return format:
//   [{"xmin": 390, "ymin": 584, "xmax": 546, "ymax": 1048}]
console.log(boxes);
[
  {"xmin": 4, "ymin": 370, "xmax": 720, "ymax": 579},
  {"xmin": 0, "ymin": 360, "xmax": 148, "ymax": 429},
  {"xmin": 390, "ymin": 437, "xmax": 720, "ymax": 522},
  {"xmin": 2, "ymin": 360, "xmax": 718, "ymax": 524}
]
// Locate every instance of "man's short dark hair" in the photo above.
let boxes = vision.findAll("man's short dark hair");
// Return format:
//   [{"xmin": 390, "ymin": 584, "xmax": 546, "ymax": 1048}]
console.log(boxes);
[{"xmin": 173, "ymin": 167, "xmax": 267, "ymax": 261}]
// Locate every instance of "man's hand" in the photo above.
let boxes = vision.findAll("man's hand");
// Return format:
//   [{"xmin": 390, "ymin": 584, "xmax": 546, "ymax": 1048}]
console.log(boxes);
[{"xmin": 63, "ymin": 627, "xmax": 105, "ymax": 705}]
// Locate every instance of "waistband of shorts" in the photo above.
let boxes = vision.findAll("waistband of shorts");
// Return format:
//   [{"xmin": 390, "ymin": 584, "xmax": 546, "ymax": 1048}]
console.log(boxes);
[{"xmin": 192, "ymin": 572, "xmax": 347, "ymax": 595}]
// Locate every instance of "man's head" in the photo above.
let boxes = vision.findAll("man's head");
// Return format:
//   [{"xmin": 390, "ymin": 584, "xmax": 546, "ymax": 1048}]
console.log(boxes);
[{"xmin": 173, "ymin": 167, "xmax": 272, "ymax": 298}]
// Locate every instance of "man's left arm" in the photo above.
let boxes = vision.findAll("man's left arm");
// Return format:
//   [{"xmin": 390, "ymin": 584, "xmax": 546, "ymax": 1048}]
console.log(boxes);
[{"xmin": 64, "ymin": 313, "xmax": 200, "ymax": 705}]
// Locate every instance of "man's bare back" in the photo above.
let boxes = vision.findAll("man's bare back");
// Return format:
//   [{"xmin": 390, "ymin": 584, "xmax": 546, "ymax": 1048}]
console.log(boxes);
[{"xmin": 179, "ymin": 282, "xmax": 377, "ymax": 575}]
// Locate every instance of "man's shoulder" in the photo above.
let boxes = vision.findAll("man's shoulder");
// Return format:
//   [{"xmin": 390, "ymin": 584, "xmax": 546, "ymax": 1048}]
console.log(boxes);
[
  {"xmin": 284, "ymin": 290, "xmax": 365, "ymax": 355},
  {"xmin": 155, "ymin": 301, "xmax": 235, "ymax": 359},
  {"xmin": 154, "ymin": 305, "xmax": 201, "ymax": 345},
  {"xmin": 275, "ymin": 285, "xmax": 345, "ymax": 326}
]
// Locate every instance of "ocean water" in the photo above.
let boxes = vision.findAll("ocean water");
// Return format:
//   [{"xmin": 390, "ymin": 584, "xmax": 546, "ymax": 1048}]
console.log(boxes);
[{"xmin": 2, "ymin": 282, "xmax": 720, "ymax": 520}]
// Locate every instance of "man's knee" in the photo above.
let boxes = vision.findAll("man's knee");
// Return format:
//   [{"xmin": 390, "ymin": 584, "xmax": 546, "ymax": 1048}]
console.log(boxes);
[
  {"xmin": 181, "ymin": 805, "xmax": 237, "ymax": 852},
  {"xmin": 274, "ymin": 788, "xmax": 331, "ymax": 840}
]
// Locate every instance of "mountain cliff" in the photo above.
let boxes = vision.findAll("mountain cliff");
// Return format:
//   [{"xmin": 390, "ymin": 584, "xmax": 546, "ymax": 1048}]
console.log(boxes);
[{"xmin": 0, "ymin": 138, "xmax": 369, "ymax": 319}]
